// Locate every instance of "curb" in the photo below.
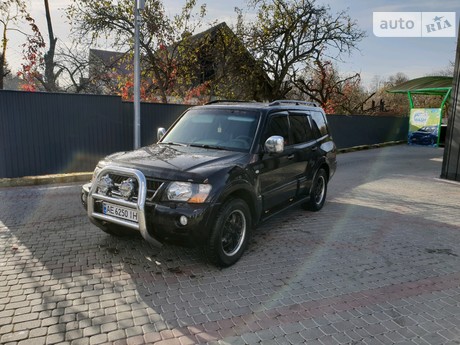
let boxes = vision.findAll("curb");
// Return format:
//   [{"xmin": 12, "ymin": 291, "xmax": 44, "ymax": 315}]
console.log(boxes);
[
  {"xmin": 0, "ymin": 172, "xmax": 92, "ymax": 188},
  {"xmin": 337, "ymin": 140, "xmax": 406, "ymax": 154},
  {"xmin": 0, "ymin": 141, "xmax": 407, "ymax": 188}
]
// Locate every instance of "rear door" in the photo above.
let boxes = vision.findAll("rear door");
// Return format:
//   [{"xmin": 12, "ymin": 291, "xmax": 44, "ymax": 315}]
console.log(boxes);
[{"xmin": 288, "ymin": 112, "xmax": 320, "ymax": 196}]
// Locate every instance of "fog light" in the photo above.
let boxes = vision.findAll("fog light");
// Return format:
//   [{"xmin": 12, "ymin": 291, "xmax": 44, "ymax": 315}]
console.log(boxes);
[
  {"xmin": 119, "ymin": 178, "xmax": 136, "ymax": 200},
  {"xmin": 98, "ymin": 175, "xmax": 113, "ymax": 195},
  {"xmin": 179, "ymin": 216, "xmax": 188, "ymax": 226}
]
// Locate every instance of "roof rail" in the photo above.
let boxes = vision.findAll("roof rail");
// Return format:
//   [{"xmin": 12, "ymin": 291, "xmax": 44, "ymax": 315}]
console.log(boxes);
[
  {"xmin": 269, "ymin": 100, "xmax": 319, "ymax": 107},
  {"xmin": 205, "ymin": 100, "xmax": 256, "ymax": 105}
]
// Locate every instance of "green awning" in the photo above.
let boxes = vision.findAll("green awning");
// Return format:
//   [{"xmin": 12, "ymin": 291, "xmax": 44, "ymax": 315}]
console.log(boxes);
[{"xmin": 387, "ymin": 76, "xmax": 453, "ymax": 96}]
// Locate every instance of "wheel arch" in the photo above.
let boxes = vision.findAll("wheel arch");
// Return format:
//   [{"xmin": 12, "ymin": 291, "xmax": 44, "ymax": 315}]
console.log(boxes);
[
  {"xmin": 310, "ymin": 159, "xmax": 330, "ymax": 181},
  {"xmin": 319, "ymin": 162, "xmax": 330, "ymax": 181},
  {"xmin": 218, "ymin": 185, "xmax": 260, "ymax": 228}
]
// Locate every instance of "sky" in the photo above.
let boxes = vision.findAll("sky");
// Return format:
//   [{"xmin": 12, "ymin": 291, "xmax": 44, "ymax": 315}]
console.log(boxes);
[{"xmin": 6, "ymin": 0, "xmax": 460, "ymax": 89}]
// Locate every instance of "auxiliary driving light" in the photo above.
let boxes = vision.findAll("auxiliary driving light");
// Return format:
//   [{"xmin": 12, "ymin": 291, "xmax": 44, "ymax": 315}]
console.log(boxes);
[
  {"xmin": 179, "ymin": 216, "xmax": 188, "ymax": 226},
  {"xmin": 119, "ymin": 178, "xmax": 136, "ymax": 200},
  {"xmin": 97, "ymin": 175, "xmax": 114, "ymax": 195}
]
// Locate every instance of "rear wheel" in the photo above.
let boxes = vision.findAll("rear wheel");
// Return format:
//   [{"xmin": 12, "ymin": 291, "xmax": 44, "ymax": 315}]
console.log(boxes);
[
  {"xmin": 303, "ymin": 168, "xmax": 328, "ymax": 212},
  {"xmin": 205, "ymin": 199, "xmax": 251, "ymax": 267}
]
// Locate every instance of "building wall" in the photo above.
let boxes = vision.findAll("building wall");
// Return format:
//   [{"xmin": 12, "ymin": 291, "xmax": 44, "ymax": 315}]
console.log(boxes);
[{"xmin": 441, "ymin": 29, "xmax": 460, "ymax": 182}]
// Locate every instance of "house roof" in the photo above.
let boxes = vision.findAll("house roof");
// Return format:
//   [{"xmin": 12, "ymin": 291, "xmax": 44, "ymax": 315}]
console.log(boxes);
[
  {"xmin": 89, "ymin": 48, "xmax": 132, "ymax": 76},
  {"xmin": 167, "ymin": 22, "xmax": 238, "ymax": 55},
  {"xmin": 386, "ymin": 76, "xmax": 453, "ymax": 96},
  {"xmin": 90, "ymin": 49, "xmax": 128, "ymax": 63},
  {"xmin": 188, "ymin": 22, "xmax": 233, "ymax": 42},
  {"xmin": 88, "ymin": 23, "xmax": 233, "ymax": 69}
]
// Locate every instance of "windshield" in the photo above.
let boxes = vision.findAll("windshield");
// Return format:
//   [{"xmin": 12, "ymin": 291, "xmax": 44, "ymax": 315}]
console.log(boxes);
[
  {"xmin": 161, "ymin": 108, "xmax": 260, "ymax": 152},
  {"xmin": 419, "ymin": 126, "xmax": 437, "ymax": 133}
]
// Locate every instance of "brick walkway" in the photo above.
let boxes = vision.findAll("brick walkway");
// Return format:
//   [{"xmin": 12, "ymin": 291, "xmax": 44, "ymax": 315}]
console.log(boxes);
[{"xmin": 1, "ymin": 145, "xmax": 459, "ymax": 345}]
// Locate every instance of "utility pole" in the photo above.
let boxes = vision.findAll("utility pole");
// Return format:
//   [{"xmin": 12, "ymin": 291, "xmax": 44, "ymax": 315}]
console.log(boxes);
[{"xmin": 133, "ymin": 0, "xmax": 145, "ymax": 149}]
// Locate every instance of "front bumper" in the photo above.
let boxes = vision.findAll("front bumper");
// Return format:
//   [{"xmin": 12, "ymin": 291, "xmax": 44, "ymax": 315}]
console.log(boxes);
[{"xmin": 81, "ymin": 166, "xmax": 218, "ymax": 246}]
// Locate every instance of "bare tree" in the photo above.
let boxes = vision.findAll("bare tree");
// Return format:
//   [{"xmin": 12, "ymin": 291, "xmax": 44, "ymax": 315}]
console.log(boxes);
[
  {"xmin": 292, "ymin": 59, "xmax": 374, "ymax": 114},
  {"xmin": 368, "ymin": 72, "xmax": 409, "ymax": 115},
  {"xmin": 37, "ymin": 0, "xmax": 61, "ymax": 91},
  {"xmin": 54, "ymin": 42, "xmax": 93, "ymax": 93},
  {"xmin": 237, "ymin": 0, "xmax": 365, "ymax": 100},
  {"xmin": 431, "ymin": 61, "xmax": 455, "ymax": 77}
]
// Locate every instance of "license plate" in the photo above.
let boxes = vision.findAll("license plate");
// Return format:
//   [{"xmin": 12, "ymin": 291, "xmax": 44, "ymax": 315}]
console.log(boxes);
[{"xmin": 103, "ymin": 202, "xmax": 138, "ymax": 223}]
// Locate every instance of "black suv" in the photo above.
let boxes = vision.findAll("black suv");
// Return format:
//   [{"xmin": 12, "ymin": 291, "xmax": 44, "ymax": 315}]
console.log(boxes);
[{"xmin": 81, "ymin": 100, "xmax": 336, "ymax": 266}]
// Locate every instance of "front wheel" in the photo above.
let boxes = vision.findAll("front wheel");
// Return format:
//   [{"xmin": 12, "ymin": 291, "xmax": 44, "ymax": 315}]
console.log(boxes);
[
  {"xmin": 303, "ymin": 168, "xmax": 328, "ymax": 212},
  {"xmin": 205, "ymin": 199, "xmax": 251, "ymax": 267}
]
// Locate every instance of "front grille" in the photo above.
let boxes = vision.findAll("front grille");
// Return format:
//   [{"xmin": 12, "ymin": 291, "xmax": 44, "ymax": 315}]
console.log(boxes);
[{"xmin": 146, "ymin": 178, "xmax": 164, "ymax": 201}]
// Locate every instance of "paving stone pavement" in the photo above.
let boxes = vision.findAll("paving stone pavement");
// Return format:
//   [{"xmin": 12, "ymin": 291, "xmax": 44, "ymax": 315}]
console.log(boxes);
[{"xmin": 0, "ymin": 145, "xmax": 459, "ymax": 345}]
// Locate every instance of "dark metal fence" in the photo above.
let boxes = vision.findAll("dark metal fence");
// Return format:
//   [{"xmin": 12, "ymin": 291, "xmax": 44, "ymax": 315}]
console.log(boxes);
[
  {"xmin": 328, "ymin": 114, "xmax": 408, "ymax": 149},
  {"xmin": 1, "ymin": 90, "xmax": 408, "ymax": 178},
  {"xmin": 0, "ymin": 91, "xmax": 187, "ymax": 178}
]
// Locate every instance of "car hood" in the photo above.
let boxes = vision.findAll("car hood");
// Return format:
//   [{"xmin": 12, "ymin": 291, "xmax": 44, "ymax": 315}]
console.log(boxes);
[{"xmin": 102, "ymin": 144, "xmax": 247, "ymax": 182}]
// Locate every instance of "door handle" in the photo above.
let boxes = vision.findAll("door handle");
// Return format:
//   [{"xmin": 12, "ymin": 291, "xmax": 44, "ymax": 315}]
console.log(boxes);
[
  {"xmin": 287, "ymin": 154, "xmax": 295, "ymax": 160},
  {"xmin": 311, "ymin": 146, "xmax": 318, "ymax": 151}
]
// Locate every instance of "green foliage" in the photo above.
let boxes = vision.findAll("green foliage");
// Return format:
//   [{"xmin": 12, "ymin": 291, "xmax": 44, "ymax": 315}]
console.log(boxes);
[{"xmin": 1, "ymin": 0, "xmax": 44, "ymax": 90}]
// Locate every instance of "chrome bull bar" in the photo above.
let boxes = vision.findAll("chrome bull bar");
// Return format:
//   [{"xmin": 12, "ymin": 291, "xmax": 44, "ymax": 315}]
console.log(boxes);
[{"xmin": 87, "ymin": 166, "xmax": 162, "ymax": 247}]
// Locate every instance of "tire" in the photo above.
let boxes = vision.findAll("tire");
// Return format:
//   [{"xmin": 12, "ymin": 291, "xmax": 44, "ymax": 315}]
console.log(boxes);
[
  {"xmin": 303, "ymin": 168, "xmax": 328, "ymax": 212},
  {"xmin": 205, "ymin": 199, "xmax": 251, "ymax": 267}
]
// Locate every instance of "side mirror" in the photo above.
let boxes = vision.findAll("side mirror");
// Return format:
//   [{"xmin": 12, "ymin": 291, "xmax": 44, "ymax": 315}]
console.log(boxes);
[
  {"xmin": 157, "ymin": 127, "xmax": 166, "ymax": 141},
  {"xmin": 264, "ymin": 135, "xmax": 284, "ymax": 154}
]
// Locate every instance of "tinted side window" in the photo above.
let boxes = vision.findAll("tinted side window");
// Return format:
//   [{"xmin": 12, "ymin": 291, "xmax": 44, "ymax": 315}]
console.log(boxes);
[
  {"xmin": 265, "ymin": 115, "xmax": 290, "ymax": 145},
  {"xmin": 310, "ymin": 111, "xmax": 328, "ymax": 137},
  {"xmin": 289, "ymin": 114, "xmax": 315, "ymax": 144}
]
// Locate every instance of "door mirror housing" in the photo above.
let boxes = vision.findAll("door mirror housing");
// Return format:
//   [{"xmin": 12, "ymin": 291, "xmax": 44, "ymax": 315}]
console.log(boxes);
[{"xmin": 265, "ymin": 135, "xmax": 284, "ymax": 154}]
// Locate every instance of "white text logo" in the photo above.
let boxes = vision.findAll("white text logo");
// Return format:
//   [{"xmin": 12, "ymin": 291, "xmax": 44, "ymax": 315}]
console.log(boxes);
[{"xmin": 373, "ymin": 12, "xmax": 456, "ymax": 37}]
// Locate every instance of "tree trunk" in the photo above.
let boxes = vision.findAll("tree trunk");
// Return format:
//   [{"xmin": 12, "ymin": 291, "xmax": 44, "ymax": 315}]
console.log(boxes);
[
  {"xmin": 43, "ymin": 0, "xmax": 57, "ymax": 91},
  {"xmin": 1, "ymin": 24, "xmax": 7, "ymax": 90}
]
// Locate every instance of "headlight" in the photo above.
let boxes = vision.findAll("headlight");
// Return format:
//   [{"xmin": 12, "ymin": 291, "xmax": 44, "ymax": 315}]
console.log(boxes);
[{"xmin": 165, "ymin": 182, "xmax": 212, "ymax": 203}]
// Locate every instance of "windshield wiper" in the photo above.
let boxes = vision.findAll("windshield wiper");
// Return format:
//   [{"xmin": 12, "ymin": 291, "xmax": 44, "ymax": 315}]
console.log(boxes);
[
  {"xmin": 189, "ymin": 144, "xmax": 226, "ymax": 150},
  {"xmin": 163, "ymin": 141, "xmax": 186, "ymax": 147}
]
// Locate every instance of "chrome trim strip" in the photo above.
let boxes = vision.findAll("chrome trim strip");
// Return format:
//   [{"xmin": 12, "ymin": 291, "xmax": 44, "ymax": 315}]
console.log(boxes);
[
  {"xmin": 92, "ymin": 193, "xmax": 137, "ymax": 208},
  {"xmin": 92, "ymin": 213, "xmax": 140, "ymax": 230},
  {"xmin": 88, "ymin": 166, "xmax": 162, "ymax": 247}
]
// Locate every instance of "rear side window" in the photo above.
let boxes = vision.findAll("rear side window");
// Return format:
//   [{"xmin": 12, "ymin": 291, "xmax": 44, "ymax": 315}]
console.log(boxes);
[
  {"xmin": 265, "ymin": 113, "xmax": 319, "ymax": 146},
  {"xmin": 310, "ymin": 111, "xmax": 329, "ymax": 138}
]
